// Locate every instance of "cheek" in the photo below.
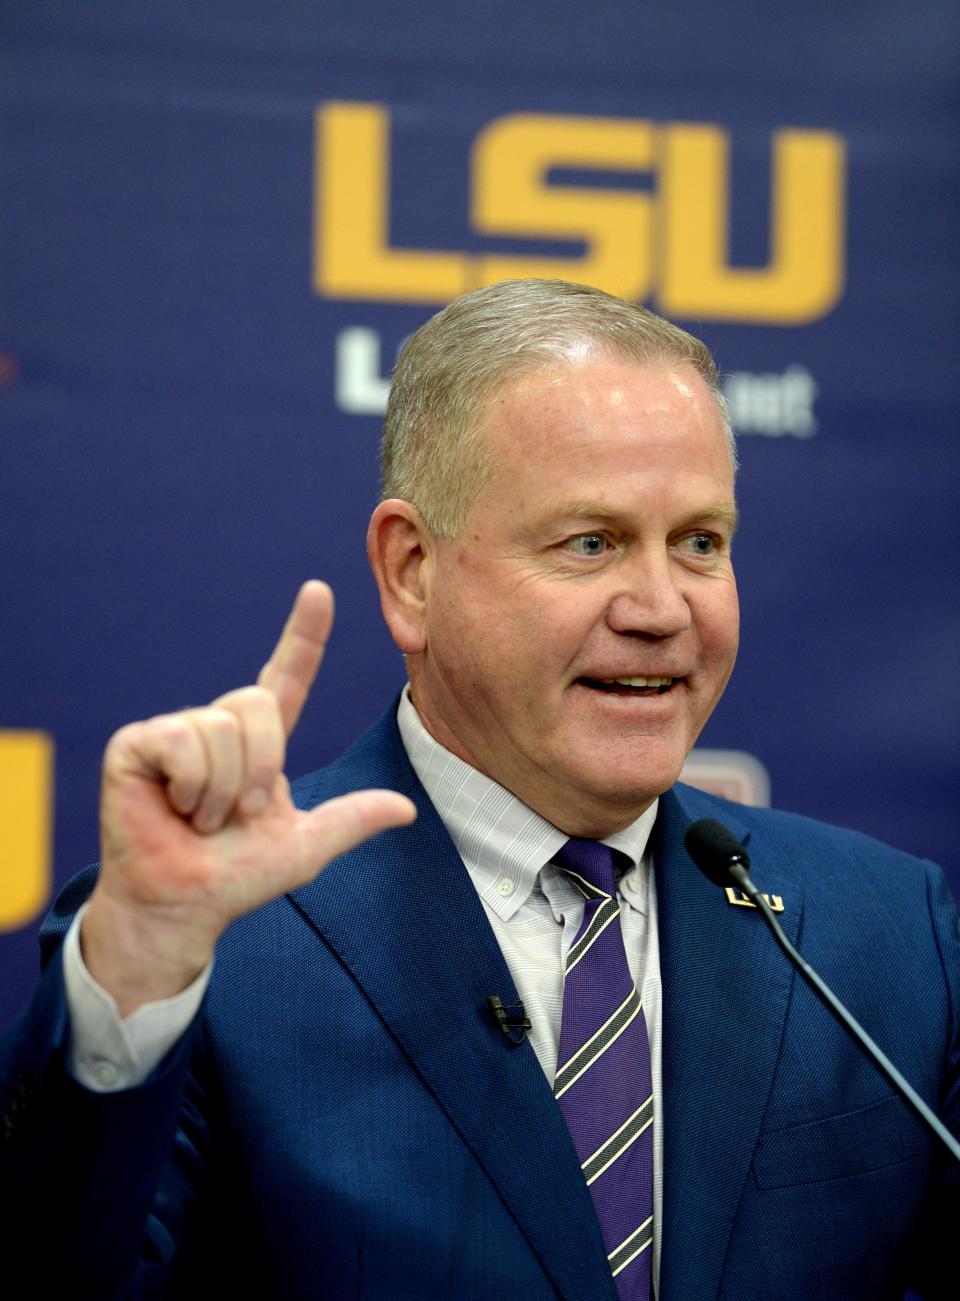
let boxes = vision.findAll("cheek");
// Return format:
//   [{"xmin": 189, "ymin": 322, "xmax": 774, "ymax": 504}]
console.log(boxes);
[
  {"xmin": 429, "ymin": 555, "xmax": 494, "ymax": 634},
  {"xmin": 700, "ymin": 586, "xmax": 740, "ymax": 666},
  {"xmin": 426, "ymin": 574, "xmax": 518, "ymax": 689}
]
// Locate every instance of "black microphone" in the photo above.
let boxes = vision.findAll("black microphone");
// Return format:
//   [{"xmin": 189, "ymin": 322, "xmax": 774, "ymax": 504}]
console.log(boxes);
[
  {"xmin": 488, "ymin": 994, "xmax": 531, "ymax": 1046},
  {"xmin": 684, "ymin": 818, "xmax": 960, "ymax": 1164}
]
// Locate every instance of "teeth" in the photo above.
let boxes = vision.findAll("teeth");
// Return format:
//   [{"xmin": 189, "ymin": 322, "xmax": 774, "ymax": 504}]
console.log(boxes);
[{"xmin": 610, "ymin": 676, "xmax": 673, "ymax": 687}]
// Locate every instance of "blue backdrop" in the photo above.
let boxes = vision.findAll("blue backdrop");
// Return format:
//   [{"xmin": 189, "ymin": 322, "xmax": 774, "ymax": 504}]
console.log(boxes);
[{"xmin": 2, "ymin": 1, "xmax": 958, "ymax": 1039}]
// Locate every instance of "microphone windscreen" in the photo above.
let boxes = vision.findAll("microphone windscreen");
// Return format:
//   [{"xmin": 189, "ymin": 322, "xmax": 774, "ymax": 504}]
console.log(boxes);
[{"xmin": 684, "ymin": 818, "xmax": 750, "ymax": 886}]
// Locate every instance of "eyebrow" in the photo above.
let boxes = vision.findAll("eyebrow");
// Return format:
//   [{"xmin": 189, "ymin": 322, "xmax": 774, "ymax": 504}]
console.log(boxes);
[
  {"xmin": 559, "ymin": 500, "xmax": 741, "ymax": 534},
  {"xmin": 697, "ymin": 503, "xmax": 741, "ymax": 534}
]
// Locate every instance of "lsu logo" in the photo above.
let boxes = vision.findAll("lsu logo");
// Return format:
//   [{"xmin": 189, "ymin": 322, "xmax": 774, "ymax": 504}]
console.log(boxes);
[
  {"xmin": 0, "ymin": 731, "xmax": 53, "ymax": 930},
  {"xmin": 313, "ymin": 101, "xmax": 845, "ymax": 324}
]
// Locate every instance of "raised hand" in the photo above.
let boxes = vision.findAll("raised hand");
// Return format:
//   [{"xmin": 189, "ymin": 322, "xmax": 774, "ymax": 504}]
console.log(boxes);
[{"xmin": 82, "ymin": 581, "xmax": 416, "ymax": 1016}]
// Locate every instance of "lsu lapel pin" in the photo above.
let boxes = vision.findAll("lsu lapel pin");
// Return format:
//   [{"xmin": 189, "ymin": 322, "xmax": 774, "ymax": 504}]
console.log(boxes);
[{"xmin": 724, "ymin": 886, "xmax": 784, "ymax": 913}]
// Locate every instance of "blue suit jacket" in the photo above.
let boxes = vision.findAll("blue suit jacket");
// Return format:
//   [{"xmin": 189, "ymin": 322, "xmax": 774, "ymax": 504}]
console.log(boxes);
[{"xmin": 2, "ymin": 705, "xmax": 959, "ymax": 1298}]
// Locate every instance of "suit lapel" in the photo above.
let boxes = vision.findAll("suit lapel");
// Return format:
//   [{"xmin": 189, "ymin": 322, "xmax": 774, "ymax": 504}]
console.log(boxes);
[
  {"xmin": 288, "ymin": 712, "xmax": 616, "ymax": 1301},
  {"xmin": 654, "ymin": 787, "xmax": 805, "ymax": 1301}
]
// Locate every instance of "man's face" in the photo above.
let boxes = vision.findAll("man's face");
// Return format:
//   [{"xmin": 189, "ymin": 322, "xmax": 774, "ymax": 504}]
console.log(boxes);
[{"xmin": 409, "ymin": 353, "xmax": 740, "ymax": 836}]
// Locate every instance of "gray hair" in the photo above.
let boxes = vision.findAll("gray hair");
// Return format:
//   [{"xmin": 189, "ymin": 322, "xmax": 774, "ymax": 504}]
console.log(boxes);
[{"xmin": 381, "ymin": 278, "xmax": 734, "ymax": 538}]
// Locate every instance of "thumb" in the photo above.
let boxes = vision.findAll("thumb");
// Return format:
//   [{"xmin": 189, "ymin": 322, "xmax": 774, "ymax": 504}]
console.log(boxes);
[{"xmin": 292, "ymin": 789, "xmax": 417, "ymax": 880}]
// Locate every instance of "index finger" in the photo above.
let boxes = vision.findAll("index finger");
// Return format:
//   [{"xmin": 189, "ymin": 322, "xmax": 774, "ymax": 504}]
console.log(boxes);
[{"xmin": 257, "ymin": 580, "xmax": 333, "ymax": 736}]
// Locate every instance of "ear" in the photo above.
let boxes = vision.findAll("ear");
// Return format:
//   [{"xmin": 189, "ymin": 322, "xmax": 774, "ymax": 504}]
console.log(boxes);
[{"xmin": 367, "ymin": 499, "xmax": 433, "ymax": 654}]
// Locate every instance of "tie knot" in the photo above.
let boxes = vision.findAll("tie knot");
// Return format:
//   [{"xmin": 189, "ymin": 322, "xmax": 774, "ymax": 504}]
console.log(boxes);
[{"xmin": 553, "ymin": 837, "xmax": 620, "ymax": 897}]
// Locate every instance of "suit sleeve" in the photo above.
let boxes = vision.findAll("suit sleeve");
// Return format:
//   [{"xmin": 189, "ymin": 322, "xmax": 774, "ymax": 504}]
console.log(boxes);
[{"xmin": 0, "ymin": 869, "xmax": 210, "ymax": 1298}]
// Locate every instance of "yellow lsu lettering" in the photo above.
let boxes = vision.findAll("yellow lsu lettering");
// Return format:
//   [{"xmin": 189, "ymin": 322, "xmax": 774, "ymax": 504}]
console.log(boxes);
[
  {"xmin": 314, "ymin": 102, "xmax": 845, "ymax": 324},
  {"xmin": 0, "ymin": 731, "xmax": 53, "ymax": 930}
]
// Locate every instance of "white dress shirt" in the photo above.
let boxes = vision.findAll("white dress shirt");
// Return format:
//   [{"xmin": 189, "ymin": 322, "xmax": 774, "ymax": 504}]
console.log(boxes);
[
  {"xmin": 397, "ymin": 692, "xmax": 664, "ymax": 1287},
  {"xmin": 63, "ymin": 689, "xmax": 664, "ymax": 1286}
]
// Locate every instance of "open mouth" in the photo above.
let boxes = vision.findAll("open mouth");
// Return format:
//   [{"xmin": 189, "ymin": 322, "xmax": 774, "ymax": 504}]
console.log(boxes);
[{"xmin": 578, "ymin": 676, "xmax": 677, "ymax": 697}]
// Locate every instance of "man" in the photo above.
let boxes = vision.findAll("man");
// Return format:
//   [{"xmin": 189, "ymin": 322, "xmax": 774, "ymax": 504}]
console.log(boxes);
[{"xmin": 2, "ymin": 280, "xmax": 958, "ymax": 1299}]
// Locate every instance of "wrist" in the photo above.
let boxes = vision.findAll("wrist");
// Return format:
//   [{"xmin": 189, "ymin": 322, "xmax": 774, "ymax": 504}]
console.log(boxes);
[{"xmin": 81, "ymin": 887, "xmax": 220, "ymax": 1019}]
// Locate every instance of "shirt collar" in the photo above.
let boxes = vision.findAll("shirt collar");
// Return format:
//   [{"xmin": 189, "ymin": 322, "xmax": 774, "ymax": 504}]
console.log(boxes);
[{"xmin": 396, "ymin": 688, "xmax": 658, "ymax": 921}]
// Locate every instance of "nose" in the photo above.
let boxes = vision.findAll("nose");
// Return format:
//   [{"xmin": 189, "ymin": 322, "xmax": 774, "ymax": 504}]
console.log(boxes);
[{"xmin": 606, "ymin": 552, "xmax": 692, "ymax": 638}]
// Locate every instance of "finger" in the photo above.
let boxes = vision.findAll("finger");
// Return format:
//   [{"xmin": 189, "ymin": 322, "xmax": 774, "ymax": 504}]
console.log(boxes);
[
  {"xmin": 257, "ymin": 580, "xmax": 333, "ymax": 737},
  {"xmin": 107, "ymin": 715, "xmax": 209, "ymax": 818},
  {"xmin": 291, "ymin": 791, "xmax": 417, "ymax": 884},
  {"xmin": 212, "ymin": 685, "xmax": 286, "ymax": 817},
  {"xmin": 186, "ymin": 708, "xmax": 245, "ymax": 833}
]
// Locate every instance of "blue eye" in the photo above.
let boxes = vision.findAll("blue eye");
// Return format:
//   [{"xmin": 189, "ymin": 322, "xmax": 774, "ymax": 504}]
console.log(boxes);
[
  {"xmin": 566, "ymin": 534, "xmax": 607, "ymax": 556},
  {"xmin": 686, "ymin": 533, "xmax": 718, "ymax": 556}
]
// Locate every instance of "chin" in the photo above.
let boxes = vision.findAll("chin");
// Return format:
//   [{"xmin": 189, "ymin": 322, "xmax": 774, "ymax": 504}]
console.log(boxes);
[
  {"xmin": 568, "ymin": 766, "xmax": 681, "ymax": 822},
  {"xmin": 570, "ymin": 741, "xmax": 688, "ymax": 801}
]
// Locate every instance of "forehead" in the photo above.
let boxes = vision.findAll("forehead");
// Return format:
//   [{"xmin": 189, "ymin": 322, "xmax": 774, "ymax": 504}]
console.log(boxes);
[{"xmin": 475, "ymin": 355, "xmax": 732, "ymax": 480}]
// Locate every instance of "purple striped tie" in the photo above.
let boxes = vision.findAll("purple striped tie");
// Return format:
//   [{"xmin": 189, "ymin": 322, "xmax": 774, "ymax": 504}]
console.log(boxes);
[{"xmin": 554, "ymin": 838, "xmax": 653, "ymax": 1301}]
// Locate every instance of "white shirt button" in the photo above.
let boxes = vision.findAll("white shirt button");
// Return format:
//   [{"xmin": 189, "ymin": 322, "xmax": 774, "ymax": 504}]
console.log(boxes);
[
  {"xmin": 90, "ymin": 1059, "xmax": 119, "ymax": 1088},
  {"xmin": 497, "ymin": 878, "xmax": 515, "ymax": 897},
  {"xmin": 624, "ymin": 872, "xmax": 641, "ymax": 896}
]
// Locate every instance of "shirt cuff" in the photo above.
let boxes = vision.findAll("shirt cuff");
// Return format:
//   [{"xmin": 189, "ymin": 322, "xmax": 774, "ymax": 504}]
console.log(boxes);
[{"xmin": 63, "ymin": 903, "xmax": 212, "ymax": 1092}]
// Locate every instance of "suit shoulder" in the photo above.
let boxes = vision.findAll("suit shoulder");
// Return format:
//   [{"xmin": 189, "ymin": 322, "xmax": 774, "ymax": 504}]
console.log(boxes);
[
  {"xmin": 289, "ymin": 700, "xmax": 414, "ymax": 812},
  {"xmin": 672, "ymin": 782, "xmax": 940, "ymax": 892}
]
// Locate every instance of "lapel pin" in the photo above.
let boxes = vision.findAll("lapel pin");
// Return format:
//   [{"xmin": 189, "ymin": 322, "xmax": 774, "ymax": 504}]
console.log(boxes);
[{"xmin": 724, "ymin": 886, "xmax": 784, "ymax": 913}]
